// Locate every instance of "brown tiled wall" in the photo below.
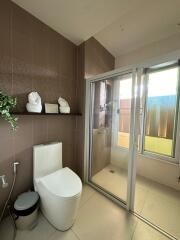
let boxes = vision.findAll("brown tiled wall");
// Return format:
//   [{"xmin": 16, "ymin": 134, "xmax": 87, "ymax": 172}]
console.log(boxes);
[
  {"xmin": 0, "ymin": 0, "xmax": 114, "ymax": 213},
  {"xmin": 0, "ymin": 0, "xmax": 78, "ymax": 211},
  {"xmin": 76, "ymin": 38, "xmax": 115, "ymax": 180},
  {"xmin": 85, "ymin": 37, "xmax": 115, "ymax": 78}
]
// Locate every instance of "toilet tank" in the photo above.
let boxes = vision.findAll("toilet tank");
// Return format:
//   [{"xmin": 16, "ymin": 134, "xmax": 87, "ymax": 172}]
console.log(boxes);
[{"xmin": 33, "ymin": 142, "xmax": 62, "ymax": 179}]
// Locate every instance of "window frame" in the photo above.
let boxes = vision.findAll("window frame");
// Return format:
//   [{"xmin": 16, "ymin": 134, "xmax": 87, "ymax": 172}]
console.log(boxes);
[
  {"xmin": 140, "ymin": 62, "xmax": 180, "ymax": 163},
  {"xmin": 112, "ymin": 62, "xmax": 180, "ymax": 164}
]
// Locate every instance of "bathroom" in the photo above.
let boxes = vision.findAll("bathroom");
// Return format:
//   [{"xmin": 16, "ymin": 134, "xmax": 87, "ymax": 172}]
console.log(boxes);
[{"xmin": 0, "ymin": 0, "xmax": 180, "ymax": 240}]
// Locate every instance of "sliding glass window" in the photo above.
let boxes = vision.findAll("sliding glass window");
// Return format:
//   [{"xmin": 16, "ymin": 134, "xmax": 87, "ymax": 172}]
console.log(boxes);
[{"xmin": 143, "ymin": 63, "xmax": 179, "ymax": 158}]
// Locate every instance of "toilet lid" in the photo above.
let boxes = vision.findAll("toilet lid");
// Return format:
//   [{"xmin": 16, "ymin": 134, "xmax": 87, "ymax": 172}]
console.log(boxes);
[{"xmin": 39, "ymin": 167, "xmax": 82, "ymax": 198}]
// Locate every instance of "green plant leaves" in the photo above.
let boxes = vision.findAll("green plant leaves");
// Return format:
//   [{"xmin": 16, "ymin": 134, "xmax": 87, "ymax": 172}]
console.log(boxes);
[{"xmin": 0, "ymin": 90, "xmax": 18, "ymax": 130}]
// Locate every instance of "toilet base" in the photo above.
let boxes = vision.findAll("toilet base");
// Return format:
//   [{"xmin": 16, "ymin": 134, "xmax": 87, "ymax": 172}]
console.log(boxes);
[
  {"xmin": 37, "ymin": 184, "xmax": 81, "ymax": 231},
  {"xmin": 41, "ymin": 209, "xmax": 75, "ymax": 231}
]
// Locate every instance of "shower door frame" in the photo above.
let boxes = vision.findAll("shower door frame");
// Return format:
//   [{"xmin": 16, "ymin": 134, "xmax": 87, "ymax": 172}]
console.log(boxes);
[
  {"xmin": 84, "ymin": 49, "xmax": 180, "ymax": 213},
  {"xmin": 84, "ymin": 67, "xmax": 139, "ymax": 210}
]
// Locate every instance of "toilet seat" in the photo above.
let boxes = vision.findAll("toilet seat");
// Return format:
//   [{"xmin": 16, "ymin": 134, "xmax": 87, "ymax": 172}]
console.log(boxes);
[{"xmin": 38, "ymin": 167, "xmax": 82, "ymax": 198}]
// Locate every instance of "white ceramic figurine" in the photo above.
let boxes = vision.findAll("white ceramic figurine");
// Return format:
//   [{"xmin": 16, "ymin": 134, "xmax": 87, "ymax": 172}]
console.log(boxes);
[{"xmin": 26, "ymin": 92, "xmax": 42, "ymax": 113}]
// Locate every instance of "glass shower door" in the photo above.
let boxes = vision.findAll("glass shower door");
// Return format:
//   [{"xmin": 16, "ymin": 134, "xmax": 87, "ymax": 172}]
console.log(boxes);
[{"xmin": 88, "ymin": 73, "xmax": 134, "ymax": 204}]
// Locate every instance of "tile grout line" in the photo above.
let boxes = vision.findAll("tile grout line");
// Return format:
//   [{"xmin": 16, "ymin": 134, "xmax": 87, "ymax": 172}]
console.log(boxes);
[
  {"xmin": 137, "ymin": 188, "xmax": 150, "ymax": 216},
  {"xmin": 71, "ymin": 228, "xmax": 81, "ymax": 240},
  {"xmin": 130, "ymin": 218, "xmax": 139, "ymax": 240},
  {"xmin": 79, "ymin": 189, "xmax": 97, "ymax": 210}
]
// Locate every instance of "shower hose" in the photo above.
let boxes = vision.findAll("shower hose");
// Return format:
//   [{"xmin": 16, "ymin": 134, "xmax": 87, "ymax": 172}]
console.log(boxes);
[{"xmin": 0, "ymin": 173, "xmax": 17, "ymax": 240}]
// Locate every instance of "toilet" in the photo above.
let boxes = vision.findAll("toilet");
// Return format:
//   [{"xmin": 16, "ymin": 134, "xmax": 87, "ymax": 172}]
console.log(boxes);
[{"xmin": 33, "ymin": 142, "xmax": 82, "ymax": 231}]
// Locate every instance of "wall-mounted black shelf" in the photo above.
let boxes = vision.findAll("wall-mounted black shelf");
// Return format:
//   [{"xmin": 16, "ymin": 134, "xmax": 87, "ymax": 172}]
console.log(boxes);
[{"xmin": 12, "ymin": 112, "xmax": 82, "ymax": 116}]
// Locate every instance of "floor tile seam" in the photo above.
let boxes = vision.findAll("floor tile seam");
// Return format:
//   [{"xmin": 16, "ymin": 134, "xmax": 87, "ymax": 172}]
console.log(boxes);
[
  {"xmin": 137, "ymin": 188, "xmax": 150, "ymax": 216},
  {"xmin": 79, "ymin": 190, "xmax": 97, "ymax": 209},
  {"xmin": 71, "ymin": 228, "xmax": 81, "ymax": 240},
  {"xmin": 130, "ymin": 215, "xmax": 140, "ymax": 240}
]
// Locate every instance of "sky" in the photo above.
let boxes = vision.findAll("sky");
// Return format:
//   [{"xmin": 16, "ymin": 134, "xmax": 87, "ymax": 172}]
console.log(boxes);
[{"xmin": 119, "ymin": 67, "xmax": 178, "ymax": 99}]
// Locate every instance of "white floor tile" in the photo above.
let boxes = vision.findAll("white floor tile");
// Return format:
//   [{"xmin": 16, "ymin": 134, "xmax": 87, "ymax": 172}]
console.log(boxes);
[
  {"xmin": 73, "ymin": 191, "xmax": 137, "ymax": 240},
  {"xmin": 79, "ymin": 184, "xmax": 96, "ymax": 208},
  {"xmin": 0, "ymin": 216, "xmax": 15, "ymax": 240},
  {"xmin": 16, "ymin": 212, "xmax": 56, "ymax": 240},
  {"xmin": 132, "ymin": 221, "xmax": 169, "ymax": 240},
  {"xmin": 92, "ymin": 164, "xmax": 128, "ymax": 202},
  {"xmin": 141, "ymin": 190, "xmax": 180, "ymax": 239},
  {"xmin": 91, "ymin": 163, "xmax": 180, "ymax": 239},
  {"xmin": 0, "ymin": 184, "xmax": 178, "ymax": 240},
  {"xmin": 49, "ymin": 229, "xmax": 79, "ymax": 240}
]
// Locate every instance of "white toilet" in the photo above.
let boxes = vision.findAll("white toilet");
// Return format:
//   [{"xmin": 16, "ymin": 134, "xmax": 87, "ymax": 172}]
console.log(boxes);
[{"xmin": 33, "ymin": 142, "xmax": 82, "ymax": 231}]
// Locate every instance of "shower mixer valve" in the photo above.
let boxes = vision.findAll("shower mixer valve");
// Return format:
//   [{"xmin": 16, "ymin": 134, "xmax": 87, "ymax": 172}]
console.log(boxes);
[{"xmin": 0, "ymin": 175, "xmax": 9, "ymax": 188}]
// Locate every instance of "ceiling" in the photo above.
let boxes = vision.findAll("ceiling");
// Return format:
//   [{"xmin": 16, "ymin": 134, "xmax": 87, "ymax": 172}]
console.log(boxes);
[
  {"xmin": 95, "ymin": 0, "xmax": 180, "ymax": 56},
  {"xmin": 12, "ymin": 0, "xmax": 180, "ymax": 57}
]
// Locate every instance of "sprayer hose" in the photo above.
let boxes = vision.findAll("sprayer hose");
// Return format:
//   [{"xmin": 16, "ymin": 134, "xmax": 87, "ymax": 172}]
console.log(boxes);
[{"xmin": 0, "ymin": 173, "xmax": 16, "ymax": 222}]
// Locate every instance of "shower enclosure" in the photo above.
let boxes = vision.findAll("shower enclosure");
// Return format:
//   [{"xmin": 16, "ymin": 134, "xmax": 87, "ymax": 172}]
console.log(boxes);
[
  {"xmin": 87, "ymin": 73, "xmax": 134, "ymax": 204},
  {"xmin": 85, "ymin": 57, "xmax": 180, "ymax": 239}
]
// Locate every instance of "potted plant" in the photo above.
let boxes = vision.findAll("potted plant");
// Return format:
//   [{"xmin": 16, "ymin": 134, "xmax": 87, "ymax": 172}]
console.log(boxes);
[{"xmin": 0, "ymin": 91, "xmax": 18, "ymax": 130}]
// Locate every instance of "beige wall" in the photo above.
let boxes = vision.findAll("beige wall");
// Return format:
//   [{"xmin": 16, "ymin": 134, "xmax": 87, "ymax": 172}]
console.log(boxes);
[
  {"xmin": 114, "ymin": 34, "xmax": 180, "ymax": 190},
  {"xmin": 111, "ymin": 149, "xmax": 180, "ymax": 191},
  {"xmin": 115, "ymin": 32, "xmax": 180, "ymax": 68}
]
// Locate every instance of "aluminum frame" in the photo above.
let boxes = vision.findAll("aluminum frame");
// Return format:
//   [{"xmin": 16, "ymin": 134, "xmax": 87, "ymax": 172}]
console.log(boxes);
[
  {"xmin": 84, "ymin": 67, "xmax": 137, "ymax": 210},
  {"xmin": 84, "ymin": 50, "xmax": 180, "ymax": 240},
  {"xmin": 142, "ymin": 63, "xmax": 180, "ymax": 163}
]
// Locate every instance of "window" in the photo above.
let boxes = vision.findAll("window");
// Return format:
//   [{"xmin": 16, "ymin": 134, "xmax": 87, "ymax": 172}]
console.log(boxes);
[
  {"xmin": 143, "ymin": 65, "xmax": 179, "ymax": 157},
  {"xmin": 113, "ymin": 61, "xmax": 179, "ymax": 161}
]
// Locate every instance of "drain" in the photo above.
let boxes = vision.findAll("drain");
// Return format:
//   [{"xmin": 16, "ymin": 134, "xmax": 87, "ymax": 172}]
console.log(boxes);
[{"xmin": 109, "ymin": 169, "xmax": 115, "ymax": 173}]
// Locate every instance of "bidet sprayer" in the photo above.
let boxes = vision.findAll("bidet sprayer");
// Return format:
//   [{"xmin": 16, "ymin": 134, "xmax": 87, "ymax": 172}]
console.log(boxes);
[{"xmin": 13, "ymin": 162, "xmax": 20, "ymax": 174}]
